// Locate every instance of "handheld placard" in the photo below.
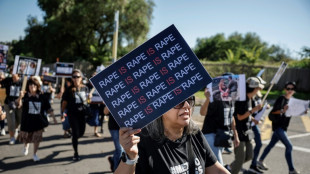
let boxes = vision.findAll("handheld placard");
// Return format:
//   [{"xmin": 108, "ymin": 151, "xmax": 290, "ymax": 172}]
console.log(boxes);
[
  {"xmin": 261, "ymin": 62, "xmax": 287, "ymax": 104},
  {"xmin": 21, "ymin": 76, "xmax": 28, "ymax": 92},
  {"xmin": 90, "ymin": 25, "xmax": 212, "ymax": 129}
]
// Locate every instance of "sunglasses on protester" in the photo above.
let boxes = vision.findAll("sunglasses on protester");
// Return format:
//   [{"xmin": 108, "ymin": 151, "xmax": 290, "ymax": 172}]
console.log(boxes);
[
  {"xmin": 174, "ymin": 96, "xmax": 195, "ymax": 109},
  {"xmin": 72, "ymin": 76, "xmax": 81, "ymax": 79},
  {"xmin": 285, "ymin": 87, "xmax": 295, "ymax": 91}
]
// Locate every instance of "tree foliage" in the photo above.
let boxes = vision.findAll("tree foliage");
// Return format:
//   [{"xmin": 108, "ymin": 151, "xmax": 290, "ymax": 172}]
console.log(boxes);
[
  {"xmin": 193, "ymin": 32, "xmax": 293, "ymax": 64},
  {"xmin": 11, "ymin": 0, "xmax": 154, "ymax": 65}
]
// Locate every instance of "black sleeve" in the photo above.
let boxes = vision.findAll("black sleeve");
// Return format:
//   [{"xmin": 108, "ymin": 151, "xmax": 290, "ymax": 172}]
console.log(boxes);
[
  {"xmin": 136, "ymin": 134, "xmax": 151, "ymax": 173},
  {"xmin": 196, "ymin": 131, "xmax": 217, "ymax": 167},
  {"xmin": 272, "ymin": 96, "xmax": 284, "ymax": 112},
  {"xmin": 235, "ymin": 100, "xmax": 247, "ymax": 115}
]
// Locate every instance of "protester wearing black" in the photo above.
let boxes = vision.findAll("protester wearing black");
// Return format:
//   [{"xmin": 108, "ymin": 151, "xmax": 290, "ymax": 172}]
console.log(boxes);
[
  {"xmin": 61, "ymin": 69, "xmax": 89, "ymax": 161},
  {"xmin": 201, "ymin": 88, "xmax": 239, "ymax": 165},
  {"xmin": 258, "ymin": 82, "xmax": 300, "ymax": 174},
  {"xmin": 115, "ymin": 96, "xmax": 230, "ymax": 174},
  {"xmin": 227, "ymin": 77, "xmax": 263, "ymax": 174},
  {"xmin": 0, "ymin": 74, "xmax": 22, "ymax": 144},
  {"xmin": 16, "ymin": 77, "xmax": 55, "ymax": 162}
]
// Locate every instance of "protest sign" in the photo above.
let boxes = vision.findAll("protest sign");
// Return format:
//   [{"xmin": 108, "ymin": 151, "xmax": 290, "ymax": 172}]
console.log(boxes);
[
  {"xmin": 286, "ymin": 98, "xmax": 309, "ymax": 117},
  {"xmin": 0, "ymin": 44, "xmax": 9, "ymax": 71},
  {"xmin": 90, "ymin": 25, "xmax": 212, "ymax": 129},
  {"xmin": 12, "ymin": 56, "xmax": 42, "ymax": 76},
  {"xmin": 256, "ymin": 69, "xmax": 265, "ymax": 77},
  {"xmin": 42, "ymin": 67, "xmax": 50, "ymax": 75},
  {"xmin": 55, "ymin": 62, "xmax": 74, "ymax": 77},
  {"xmin": 252, "ymin": 103, "xmax": 268, "ymax": 126},
  {"xmin": 262, "ymin": 62, "xmax": 287, "ymax": 104},
  {"xmin": 43, "ymin": 75, "xmax": 56, "ymax": 83},
  {"xmin": 89, "ymin": 89, "xmax": 104, "ymax": 104},
  {"xmin": 207, "ymin": 74, "xmax": 246, "ymax": 102}
]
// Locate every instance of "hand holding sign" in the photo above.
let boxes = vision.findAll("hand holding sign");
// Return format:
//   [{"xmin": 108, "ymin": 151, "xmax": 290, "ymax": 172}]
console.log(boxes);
[{"xmin": 90, "ymin": 25, "xmax": 212, "ymax": 129}]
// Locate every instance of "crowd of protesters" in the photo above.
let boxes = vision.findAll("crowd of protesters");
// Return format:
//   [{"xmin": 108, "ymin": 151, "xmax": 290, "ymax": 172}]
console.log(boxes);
[{"xmin": 0, "ymin": 66, "xmax": 307, "ymax": 174}]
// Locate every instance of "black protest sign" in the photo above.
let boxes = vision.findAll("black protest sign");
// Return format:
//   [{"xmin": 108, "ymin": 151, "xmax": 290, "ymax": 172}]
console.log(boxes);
[
  {"xmin": 90, "ymin": 25, "xmax": 212, "ymax": 129},
  {"xmin": 55, "ymin": 62, "xmax": 74, "ymax": 77}
]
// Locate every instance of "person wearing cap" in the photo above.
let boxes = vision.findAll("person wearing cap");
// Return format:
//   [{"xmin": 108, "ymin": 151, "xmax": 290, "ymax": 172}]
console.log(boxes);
[
  {"xmin": 248, "ymin": 77, "xmax": 268, "ymax": 173},
  {"xmin": 225, "ymin": 77, "xmax": 263, "ymax": 174},
  {"xmin": 258, "ymin": 81, "xmax": 300, "ymax": 174}
]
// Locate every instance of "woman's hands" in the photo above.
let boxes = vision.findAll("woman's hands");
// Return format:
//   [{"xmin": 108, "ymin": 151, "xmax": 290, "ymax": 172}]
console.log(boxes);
[{"xmin": 119, "ymin": 127, "xmax": 141, "ymax": 160}]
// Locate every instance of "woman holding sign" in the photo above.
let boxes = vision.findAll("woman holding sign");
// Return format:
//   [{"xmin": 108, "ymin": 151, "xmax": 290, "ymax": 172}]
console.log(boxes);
[
  {"xmin": 16, "ymin": 77, "xmax": 55, "ymax": 162},
  {"xmin": 61, "ymin": 69, "xmax": 89, "ymax": 161},
  {"xmin": 258, "ymin": 82, "xmax": 300, "ymax": 174},
  {"xmin": 115, "ymin": 96, "xmax": 230, "ymax": 174}
]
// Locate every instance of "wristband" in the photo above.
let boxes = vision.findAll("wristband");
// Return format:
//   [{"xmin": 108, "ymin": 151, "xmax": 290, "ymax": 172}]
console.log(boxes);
[{"xmin": 121, "ymin": 152, "xmax": 139, "ymax": 165}]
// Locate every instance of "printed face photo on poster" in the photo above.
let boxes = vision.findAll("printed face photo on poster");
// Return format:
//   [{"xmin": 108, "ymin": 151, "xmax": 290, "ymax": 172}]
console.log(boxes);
[{"xmin": 17, "ymin": 58, "xmax": 38, "ymax": 75}]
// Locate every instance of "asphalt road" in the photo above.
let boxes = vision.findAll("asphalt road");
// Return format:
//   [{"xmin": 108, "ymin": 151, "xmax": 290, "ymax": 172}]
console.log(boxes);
[{"xmin": 0, "ymin": 99, "xmax": 309, "ymax": 174}]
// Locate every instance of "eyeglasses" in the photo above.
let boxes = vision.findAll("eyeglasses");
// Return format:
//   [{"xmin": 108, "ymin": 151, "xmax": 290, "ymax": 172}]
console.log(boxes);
[
  {"xmin": 72, "ymin": 76, "xmax": 81, "ymax": 79},
  {"xmin": 174, "ymin": 96, "xmax": 195, "ymax": 109},
  {"xmin": 286, "ymin": 87, "xmax": 295, "ymax": 91}
]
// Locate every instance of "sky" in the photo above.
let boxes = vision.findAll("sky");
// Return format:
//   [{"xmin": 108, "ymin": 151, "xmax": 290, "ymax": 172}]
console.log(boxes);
[{"xmin": 1, "ymin": 0, "xmax": 310, "ymax": 58}]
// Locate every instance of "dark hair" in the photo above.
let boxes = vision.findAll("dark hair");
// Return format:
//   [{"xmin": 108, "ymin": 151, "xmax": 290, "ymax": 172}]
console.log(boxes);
[
  {"xmin": 246, "ymin": 82, "xmax": 255, "ymax": 93},
  {"xmin": 285, "ymin": 81, "xmax": 296, "ymax": 89},
  {"xmin": 26, "ymin": 77, "xmax": 42, "ymax": 94}
]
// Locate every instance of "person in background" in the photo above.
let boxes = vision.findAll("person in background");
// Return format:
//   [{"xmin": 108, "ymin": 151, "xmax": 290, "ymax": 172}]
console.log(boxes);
[
  {"xmin": 57, "ymin": 78, "xmax": 73, "ymax": 138},
  {"xmin": 200, "ymin": 87, "xmax": 240, "ymax": 165},
  {"xmin": 104, "ymin": 106, "xmax": 123, "ymax": 172},
  {"xmin": 258, "ymin": 81, "xmax": 301, "ymax": 174},
  {"xmin": 226, "ymin": 77, "xmax": 263, "ymax": 174},
  {"xmin": 0, "ymin": 103, "xmax": 6, "ymax": 136},
  {"xmin": 16, "ymin": 77, "xmax": 55, "ymax": 162},
  {"xmin": 87, "ymin": 72, "xmax": 104, "ymax": 137},
  {"xmin": 115, "ymin": 96, "xmax": 230, "ymax": 174},
  {"xmin": 41, "ymin": 78, "xmax": 57, "ymax": 124},
  {"xmin": 61, "ymin": 69, "xmax": 89, "ymax": 161},
  {"xmin": 249, "ymin": 76, "xmax": 268, "ymax": 173},
  {"xmin": 0, "ymin": 74, "xmax": 22, "ymax": 144}
]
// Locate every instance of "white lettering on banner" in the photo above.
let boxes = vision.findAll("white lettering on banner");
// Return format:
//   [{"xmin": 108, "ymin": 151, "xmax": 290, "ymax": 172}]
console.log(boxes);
[
  {"xmin": 126, "ymin": 53, "xmax": 148, "ymax": 70},
  {"xmin": 167, "ymin": 53, "xmax": 189, "ymax": 70},
  {"xmin": 105, "ymin": 81, "xmax": 126, "ymax": 98},
  {"xmin": 161, "ymin": 43, "xmax": 182, "ymax": 60},
  {"xmin": 123, "ymin": 111, "xmax": 146, "ymax": 127},
  {"xmin": 180, "ymin": 73, "xmax": 203, "ymax": 91},
  {"xmin": 174, "ymin": 63, "xmax": 196, "ymax": 80},
  {"xmin": 154, "ymin": 34, "xmax": 176, "ymax": 51},
  {"xmin": 145, "ymin": 82, "xmax": 167, "ymax": 99},
  {"xmin": 151, "ymin": 92, "xmax": 174, "ymax": 109},
  {"xmin": 99, "ymin": 71, "xmax": 119, "ymax": 88},
  {"xmin": 139, "ymin": 72, "xmax": 161, "ymax": 90},
  {"xmin": 111, "ymin": 91, "xmax": 132, "ymax": 108},
  {"xmin": 132, "ymin": 62, "xmax": 154, "ymax": 79},
  {"xmin": 117, "ymin": 101, "xmax": 139, "ymax": 118}
]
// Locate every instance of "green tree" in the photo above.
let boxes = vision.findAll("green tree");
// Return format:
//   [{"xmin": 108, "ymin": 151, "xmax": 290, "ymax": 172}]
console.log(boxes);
[{"xmin": 11, "ymin": 0, "xmax": 154, "ymax": 65}]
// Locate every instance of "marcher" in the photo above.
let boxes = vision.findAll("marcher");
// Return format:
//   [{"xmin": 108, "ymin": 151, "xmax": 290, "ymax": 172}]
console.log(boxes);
[
  {"xmin": 104, "ymin": 106, "xmax": 123, "ymax": 172},
  {"xmin": 258, "ymin": 81, "xmax": 301, "ymax": 174},
  {"xmin": 41, "ymin": 79, "xmax": 57, "ymax": 124},
  {"xmin": 200, "ymin": 87, "xmax": 240, "ymax": 165},
  {"xmin": 115, "ymin": 96, "xmax": 230, "ymax": 174},
  {"xmin": 0, "ymin": 74, "xmax": 23, "ymax": 144},
  {"xmin": 57, "ymin": 78, "xmax": 73, "ymax": 138},
  {"xmin": 249, "ymin": 76, "xmax": 268, "ymax": 173},
  {"xmin": 61, "ymin": 69, "xmax": 89, "ymax": 161},
  {"xmin": 0, "ymin": 104, "xmax": 6, "ymax": 136},
  {"xmin": 16, "ymin": 77, "xmax": 55, "ymax": 162},
  {"xmin": 226, "ymin": 77, "xmax": 263, "ymax": 174}
]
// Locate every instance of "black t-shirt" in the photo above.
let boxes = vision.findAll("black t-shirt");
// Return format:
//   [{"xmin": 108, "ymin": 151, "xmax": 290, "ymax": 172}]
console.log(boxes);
[
  {"xmin": 135, "ymin": 129, "xmax": 217, "ymax": 174},
  {"xmin": 0, "ymin": 77, "xmax": 22, "ymax": 104},
  {"xmin": 271, "ymin": 95, "xmax": 291, "ymax": 131},
  {"xmin": 62, "ymin": 85, "xmax": 89, "ymax": 115},
  {"xmin": 201, "ymin": 101, "xmax": 234, "ymax": 134},
  {"xmin": 42, "ymin": 84, "xmax": 52, "ymax": 100},
  {"xmin": 234, "ymin": 96, "xmax": 255, "ymax": 141},
  {"xmin": 20, "ymin": 93, "xmax": 51, "ymax": 132}
]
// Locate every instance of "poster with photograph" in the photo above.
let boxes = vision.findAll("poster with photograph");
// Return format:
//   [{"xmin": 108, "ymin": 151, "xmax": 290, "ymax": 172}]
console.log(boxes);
[
  {"xmin": 0, "ymin": 44, "xmax": 9, "ymax": 71},
  {"xmin": 55, "ymin": 62, "xmax": 74, "ymax": 77},
  {"xmin": 207, "ymin": 74, "xmax": 246, "ymax": 102},
  {"xmin": 12, "ymin": 56, "xmax": 42, "ymax": 76},
  {"xmin": 42, "ymin": 67, "xmax": 50, "ymax": 75}
]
